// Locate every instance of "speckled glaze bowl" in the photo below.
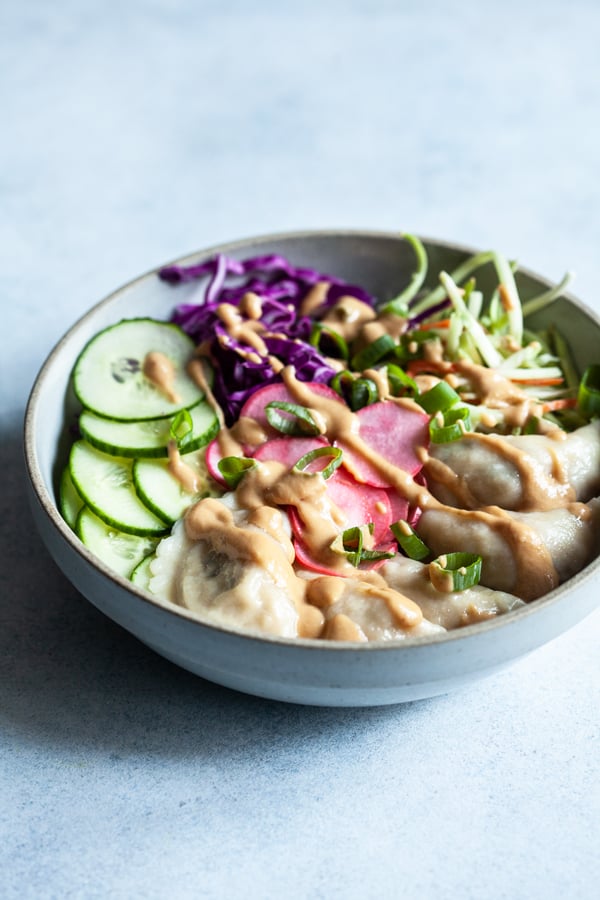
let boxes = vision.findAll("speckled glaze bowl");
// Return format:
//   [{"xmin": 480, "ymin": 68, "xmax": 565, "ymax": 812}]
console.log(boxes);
[{"xmin": 24, "ymin": 231, "xmax": 600, "ymax": 706}]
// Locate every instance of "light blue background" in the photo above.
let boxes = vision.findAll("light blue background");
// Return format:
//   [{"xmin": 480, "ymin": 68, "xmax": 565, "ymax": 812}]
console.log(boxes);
[{"xmin": 2, "ymin": 1, "xmax": 599, "ymax": 898}]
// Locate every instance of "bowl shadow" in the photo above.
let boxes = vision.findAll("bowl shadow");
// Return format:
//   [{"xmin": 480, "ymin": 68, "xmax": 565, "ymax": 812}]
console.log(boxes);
[{"xmin": 3, "ymin": 423, "xmax": 446, "ymax": 762}]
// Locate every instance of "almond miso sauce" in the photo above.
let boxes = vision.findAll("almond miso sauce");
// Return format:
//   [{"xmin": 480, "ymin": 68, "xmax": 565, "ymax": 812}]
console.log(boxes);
[
  {"xmin": 143, "ymin": 351, "xmax": 182, "ymax": 404},
  {"xmin": 178, "ymin": 289, "xmax": 579, "ymax": 633}
]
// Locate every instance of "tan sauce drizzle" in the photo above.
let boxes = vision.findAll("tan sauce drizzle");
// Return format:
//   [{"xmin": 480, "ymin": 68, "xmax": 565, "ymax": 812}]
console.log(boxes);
[
  {"xmin": 424, "ymin": 432, "xmax": 575, "ymax": 512},
  {"xmin": 185, "ymin": 498, "xmax": 305, "ymax": 603},
  {"xmin": 470, "ymin": 432, "xmax": 574, "ymax": 511},
  {"xmin": 363, "ymin": 367, "xmax": 391, "ymax": 401},
  {"xmin": 143, "ymin": 351, "xmax": 181, "ymax": 404},
  {"xmin": 279, "ymin": 366, "xmax": 559, "ymax": 600},
  {"xmin": 322, "ymin": 614, "xmax": 368, "ymax": 642},
  {"xmin": 167, "ymin": 440, "xmax": 200, "ymax": 494},
  {"xmin": 216, "ymin": 303, "xmax": 268, "ymax": 356},
  {"xmin": 187, "ymin": 357, "xmax": 225, "ymax": 429},
  {"xmin": 319, "ymin": 296, "xmax": 377, "ymax": 343},
  {"xmin": 239, "ymin": 291, "xmax": 263, "ymax": 320},
  {"xmin": 299, "ymin": 281, "xmax": 331, "ymax": 317}
]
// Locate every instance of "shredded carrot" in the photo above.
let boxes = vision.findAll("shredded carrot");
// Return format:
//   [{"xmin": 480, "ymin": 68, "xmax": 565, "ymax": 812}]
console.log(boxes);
[
  {"xmin": 511, "ymin": 377, "xmax": 564, "ymax": 386},
  {"xmin": 541, "ymin": 397, "xmax": 578, "ymax": 412},
  {"xmin": 417, "ymin": 318, "xmax": 451, "ymax": 331}
]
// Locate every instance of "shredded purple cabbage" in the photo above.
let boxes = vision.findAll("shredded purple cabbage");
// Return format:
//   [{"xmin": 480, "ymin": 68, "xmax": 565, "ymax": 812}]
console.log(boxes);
[{"xmin": 159, "ymin": 253, "xmax": 377, "ymax": 423}]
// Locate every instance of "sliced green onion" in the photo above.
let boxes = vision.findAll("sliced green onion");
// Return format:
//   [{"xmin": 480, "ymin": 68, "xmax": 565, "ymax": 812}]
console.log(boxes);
[
  {"xmin": 309, "ymin": 323, "xmax": 349, "ymax": 360},
  {"xmin": 350, "ymin": 377, "xmax": 379, "ymax": 410},
  {"xmin": 386, "ymin": 363, "xmax": 418, "ymax": 397},
  {"xmin": 169, "ymin": 408, "xmax": 194, "ymax": 448},
  {"xmin": 416, "ymin": 380, "xmax": 461, "ymax": 415},
  {"xmin": 523, "ymin": 416, "xmax": 541, "ymax": 435},
  {"xmin": 428, "ymin": 552, "xmax": 482, "ymax": 592},
  {"xmin": 293, "ymin": 445, "xmax": 343, "ymax": 479},
  {"xmin": 330, "ymin": 369, "xmax": 354, "ymax": 398},
  {"xmin": 390, "ymin": 520, "xmax": 430, "ymax": 561},
  {"xmin": 429, "ymin": 406, "xmax": 472, "ymax": 443},
  {"xmin": 351, "ymin": 333, "xmax": 396, "ymax": 370},
  {"xmin": 380, "ymin": 233, "xmax": 429, "ymax": 314},
  {"xmin": 330, "ymin": 524, "xmax": 368, "ymax": 567},
  {"xmin": 217, "ymin": 456, "xmax": 257, "ymax": 489},
  {"xmin": 265, "ymin": 401, "xmax": 322, "ymax": 436},
  {"xmin": 577, "ymin": 365, "xmax": 600, "ymax": 417},
  {"xmin": 330, "ymin": 524, "xmax": 395, "ymax": 567}
]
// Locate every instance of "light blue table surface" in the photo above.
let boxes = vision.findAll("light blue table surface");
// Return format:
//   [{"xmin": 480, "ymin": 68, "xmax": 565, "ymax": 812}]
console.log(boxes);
[{"xmin": 2, "ymin": 1, "xmax": 599, "ymax": 897}]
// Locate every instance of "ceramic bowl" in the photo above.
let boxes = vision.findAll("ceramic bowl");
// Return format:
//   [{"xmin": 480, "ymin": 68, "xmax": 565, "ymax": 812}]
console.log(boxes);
[{"xmin": 24, "ymin": 231, "xmax": 600, "ymax": 706}]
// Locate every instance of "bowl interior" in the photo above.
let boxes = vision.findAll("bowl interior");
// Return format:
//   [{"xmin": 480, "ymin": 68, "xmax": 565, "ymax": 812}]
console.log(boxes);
[{"xmin": 23, "ymin": 231, "xmax": 600, "ymax": 705}]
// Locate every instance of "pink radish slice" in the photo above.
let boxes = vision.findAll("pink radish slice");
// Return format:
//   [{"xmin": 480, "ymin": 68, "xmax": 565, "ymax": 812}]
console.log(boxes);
[
  {"xmin": 205, "ymin": 436, "xmax": 228, "ymax": 487},
  {"xmin": 337, "ymin": 401, "xmax": 429, "ymax": 488},
  {"xmin": 293, "ymin": 535, "xmax": 396, "ymax": 576},
  {"xmin": 325, "ymin": 470, "xmax": 392, "ymax": 544},
  {"xmin": 253, "ymin": 436, "xmax": 329, "ymax": 468},
  {"xmin": 287, "ymin": 469, "xmax": 392, "ymax": 546},
  {"xmin": 383, "ymin": 489, "xmax": 410, "ymax": 538},
  {"xmin": 239, "ymin": 381, "xmax": 344, "ymax": 434}
]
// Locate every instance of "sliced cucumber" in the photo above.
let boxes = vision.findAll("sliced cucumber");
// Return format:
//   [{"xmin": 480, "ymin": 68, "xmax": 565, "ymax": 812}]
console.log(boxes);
[
  {"xmin": 79, "ymin": 401, "xmax": 219, "ymax": 458},
  {"xmin": 73, "ymin": 318, "xmax": 204, "ymax": 421},
  {"xmin": 130, "ymin": 554, "xmax": 155, "ymax": 590},
  {"xmin": 76, "ymin": 507, "xmax": 158, "ymax": 578},
  {"xmin": 132, "ymin": 450, "xmax": 209, "ymax": 524},
  {"xmin": 69, "ymin": 440, "xmax": 170, "ymax": 536},
  {"xmin": 59, "ymin": 466, "xmax": 84, "ymax": 528}
]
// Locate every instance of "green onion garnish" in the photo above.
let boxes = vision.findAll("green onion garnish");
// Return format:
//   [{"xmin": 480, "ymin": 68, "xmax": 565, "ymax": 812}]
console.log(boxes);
[
  {"xmin": 293, "ymin": 445, "xmax": 343, "ymax": 479},
  {"xmin": 390, "ymin": 520, "xmax": 430, "ymax": 560},
  {"xmin": 386, "ymin": 364, "xmax": 418, "ymax": 397},
  {"xmin": 577, "ymin": 364, "xmax": 600, "ymax": 418},
  {"xmin": 429, "ymin": 406, "xmax": 471, "ymax": 443},
  {"xmin": 330, "ymin": 524, "xmax": 395, "ymax": 567},
  {"xmin": 416, "ymin": 380, "xmax": 461, "ymax": 415},
  {"xmin": 380, "ymin": 233, "xmax": 429, "ymax": 315},
  {"xmin": 428, "ymin": 552, "xmax": 482, "ymax": 592},
  {"xmin": 309, "ymin": 323, "xmax": 349, "ymax": 360},
  {"xmin": 217, "ymin": 456, "xmax": 257, "ymax": 489},
  {"xmin": 350, "ymin": 377, "xmax": 379, "ymax": 410},
  {"xmin": 265, "ymin": 401, "xmax": 322, "ymax": 436},
  {"xmin": 330, "ymin": 369, "xmax": 354, "ymax": 398},
  {"xmin": 169, "ymin": 408, "xmax": 194, "ymax": 448},
  {"xmin": 351, "ymin": 333, "xmax": 396, "ymax": 370}
]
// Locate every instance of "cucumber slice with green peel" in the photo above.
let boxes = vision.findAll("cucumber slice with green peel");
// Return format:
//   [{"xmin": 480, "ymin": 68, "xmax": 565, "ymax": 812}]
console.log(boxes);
[
  {"xmin": 59, "ymin": 466, "xmax": 84, "ymax": 528},
  {"xmin": 73, "ymin": 318, "xmax": 204, "ymax": 421},
  {"xmin": 133, "ymin": 450, "xmax": 210, "ymax": 524},
  {"xmin": 76, "ymin": 507, "xmax": 159, "ymax": 578},
  {"xmin": 69, "ymin": 440, "xmax": 171, "ymax": 536},
  {"xmin": 130, "ymin": 554, "xmax": 155, "ymax": 590},
  {"xmin": 79, "ymin": 401, "xmax": 219, "ymax": 458}
]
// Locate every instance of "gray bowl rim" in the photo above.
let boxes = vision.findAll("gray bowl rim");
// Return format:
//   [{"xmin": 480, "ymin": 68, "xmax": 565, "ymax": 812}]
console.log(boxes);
[{"xmin": 23, "ymin": 228, "xmax": 600, "ymax": 653}]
